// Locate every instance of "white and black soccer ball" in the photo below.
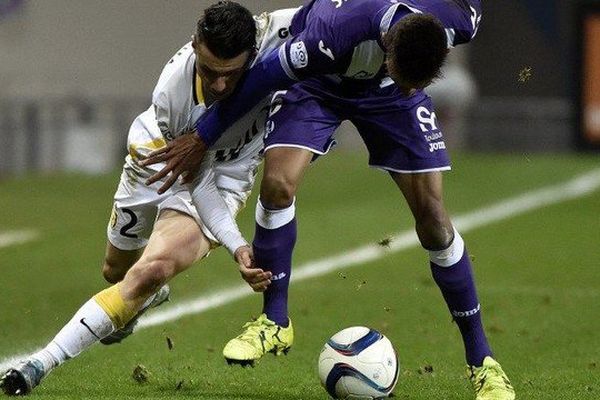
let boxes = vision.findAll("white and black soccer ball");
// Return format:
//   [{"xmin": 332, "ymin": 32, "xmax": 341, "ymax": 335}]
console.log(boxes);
[{"xmin": 318, "ymin": 327, "xmax": 400, "ymax": 399}]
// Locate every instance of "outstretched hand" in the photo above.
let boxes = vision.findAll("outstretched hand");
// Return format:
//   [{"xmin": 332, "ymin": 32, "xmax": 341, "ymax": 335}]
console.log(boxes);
[
  {"xmin": 139, "ymin": 133, "xmax": 208, "ymax": 194},
  {"xmin": 234, "ymin": 246, "xmax": 272, "ymax": 292}
]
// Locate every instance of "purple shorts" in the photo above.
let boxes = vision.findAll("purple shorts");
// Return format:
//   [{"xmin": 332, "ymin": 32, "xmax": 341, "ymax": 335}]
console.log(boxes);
[{"xmin": 264, "ymin": 77, "xmax": 451, "ymax": 173}]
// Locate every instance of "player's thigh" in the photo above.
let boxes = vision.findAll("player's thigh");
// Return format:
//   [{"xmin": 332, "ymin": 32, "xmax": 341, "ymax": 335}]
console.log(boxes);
[
  {"xmin": 351, "ymin": 89, "xmax": 451, "ymax": 174},
  {"xmin": 261, "ymin": 147, "xmax": 314, "ymax": 198},
  {"xmin": 141, "ymin": 209, "xmax": 210, "ymax": 275},
  {"xmin": 390, "ymin": 170, "xmax": 453, "ymax": 248},
  {"xmin": 262, "ymin": 82, "xmax": 341, "ymax": 203},
  {"xmin": 389, "ymin": 171, "xmax": 446, "ymax": 220}
]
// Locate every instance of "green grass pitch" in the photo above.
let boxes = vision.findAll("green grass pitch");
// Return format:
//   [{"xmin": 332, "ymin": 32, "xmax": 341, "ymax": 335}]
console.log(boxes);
[{"xmin": 0, "ymin": 152, "xmax": 599, "ymax": 399}]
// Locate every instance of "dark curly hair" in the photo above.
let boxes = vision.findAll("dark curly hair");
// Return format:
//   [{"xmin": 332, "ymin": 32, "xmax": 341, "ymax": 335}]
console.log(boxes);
[
  {"xmin": 196, "ymin": 1, "xmax": 257, "ymax": 59},
  {"xmin": 385, "ymin": 13, "xmax": 449, "ymax": 89}
]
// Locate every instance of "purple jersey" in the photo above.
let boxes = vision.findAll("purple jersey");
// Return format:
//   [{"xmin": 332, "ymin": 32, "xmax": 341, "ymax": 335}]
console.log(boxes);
[
  {"xmin": 279, "ymin": 0, "xmax": 482, "ymax": 83},
  {"xmin": 195, "ymin": 0, "xmax": 482, "ymax": 146}
]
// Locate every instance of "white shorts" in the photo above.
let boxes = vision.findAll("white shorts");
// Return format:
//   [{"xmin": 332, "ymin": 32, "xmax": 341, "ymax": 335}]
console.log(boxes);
[
  {"xmin": 107, "ymin": 161, "xmax": 250, "ymax": 251},
  {"xmin": 107, "ymin": 106, "xmax": 263, "ymax": 251}
]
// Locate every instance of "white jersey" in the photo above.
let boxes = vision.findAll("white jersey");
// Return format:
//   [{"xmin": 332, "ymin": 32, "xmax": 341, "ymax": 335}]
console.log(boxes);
[
  {"xmin": 152, "ymin": 8, "xmax": 298, "ymax": 148},
  {"xmin": 110, "ymin": 8, "xmax": 297, "ymax": 254}
]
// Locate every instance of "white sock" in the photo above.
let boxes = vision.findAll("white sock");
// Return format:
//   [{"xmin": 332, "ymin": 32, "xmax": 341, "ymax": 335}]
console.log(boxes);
[
  {"xmin": 428, "ymin": 227, "xmax": 465, "ymax": 267},
  {"xmin": 32, "ymin": 299, "xmax": 115, "ymax": 372},
  {"xmin": 255, "ymin": 197, "xmax": 296, "ymax": 229}
]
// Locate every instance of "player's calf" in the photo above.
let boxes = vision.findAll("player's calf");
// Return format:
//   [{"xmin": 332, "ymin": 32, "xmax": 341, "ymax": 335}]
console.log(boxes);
[{"xmin": 102, "ymin": 243, "xmax": 142, "ymax": 283}]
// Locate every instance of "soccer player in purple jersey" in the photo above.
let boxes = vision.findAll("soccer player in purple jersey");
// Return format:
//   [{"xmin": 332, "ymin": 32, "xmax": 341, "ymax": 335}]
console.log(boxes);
[{"xmin": 144, "ymin": 1, "xmax": 515, "ymax": 398}]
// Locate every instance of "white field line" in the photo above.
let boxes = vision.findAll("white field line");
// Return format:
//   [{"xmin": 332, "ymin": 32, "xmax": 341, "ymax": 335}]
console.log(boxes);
[
  {"xmin": 0, "ymin": 230, "xmax": 39, "ymax": 249},
  {"xmin": 1, "ymin": 168, "xmax": 599, "ymax": 370}
]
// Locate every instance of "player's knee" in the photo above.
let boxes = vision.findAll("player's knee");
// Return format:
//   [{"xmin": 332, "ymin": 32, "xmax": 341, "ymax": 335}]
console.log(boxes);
[
  {"xmin": 102, "ymin": 261, "xmax": 128, "ymax": 284},
  {"xmin": 260, "ymin": 171, "xmax": 297, "ymax": 208},
  {"xmin": 127, "ymin": 257, "xmax": 175, "ymax": 296},
  {"xmin": 415, "ymin": 205, "xmax": 453, "ymax": 250}
]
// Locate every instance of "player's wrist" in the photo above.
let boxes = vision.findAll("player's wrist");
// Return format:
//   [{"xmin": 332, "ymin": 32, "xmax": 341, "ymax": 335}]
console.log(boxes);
[
  {"xmin": 221, "ymin": 232, "xmax": 249, "ymax": 258},
  {"xmin": 195, "ymin": 111, "xmax": 221, "ymax": 147}
]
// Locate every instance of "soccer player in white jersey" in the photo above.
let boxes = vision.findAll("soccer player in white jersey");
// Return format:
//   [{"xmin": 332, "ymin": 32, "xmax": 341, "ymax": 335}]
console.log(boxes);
[{"xmin": 0, "ymin": 2, "xmax": 296, "ymax": 395}]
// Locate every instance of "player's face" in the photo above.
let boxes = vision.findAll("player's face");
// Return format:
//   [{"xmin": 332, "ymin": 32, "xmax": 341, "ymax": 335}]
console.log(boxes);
[
  {"xmin": 385, "ymin": 57, "xmax": 422, "ymax": 97},
  {"xmin": 193, "ymin": 40, "xmax": 251, "ymax": 101}
]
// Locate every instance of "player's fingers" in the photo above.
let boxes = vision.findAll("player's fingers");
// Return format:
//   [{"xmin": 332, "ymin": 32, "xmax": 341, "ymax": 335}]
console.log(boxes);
[
  {"xmin": 251, "ymin": 280, "xmax": 271, "ymax": 292},
  {"xmin": 148, "ymin": 146, "xmax": 169, "ymax": 158},
  {"xmin": 158, "ymin": 171, "xmax": 180, "ymax": 195},
  {"xmin": 156, "ymin": 159, "xmax": 188, "ymax": 193},
  {"xmin": 145, "ymin": 166, "xmax": 171, "ymax": 186},
  {"xmin": 139, "ymin": 147, "xmax": 169, "ymax": 166},
  {"xmin": 255, "ymin": 271, "xmax": 272, "ymax": 283},
  {"xmin": 241, "ymin": 267, "xmax": 263, "ymax": 280}
]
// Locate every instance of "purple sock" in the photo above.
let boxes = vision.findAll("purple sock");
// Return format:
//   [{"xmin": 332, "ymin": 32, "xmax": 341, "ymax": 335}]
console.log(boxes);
[
  {"xmin": 253, "ymin": 218, "xmax": 296, "ymax": 327},
  {"xmin": 430, "ymin": 247, "xmax": 492, "ymax": 367}
]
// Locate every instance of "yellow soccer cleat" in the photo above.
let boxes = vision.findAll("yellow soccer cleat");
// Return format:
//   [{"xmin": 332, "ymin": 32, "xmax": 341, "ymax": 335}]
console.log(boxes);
[
  {"xmin": 468, "ymin": 357, "xmax": 516, "ymax": 400},
  {"xmin": 223, "ymin": 314, "xmax": 293, "ymax": 367}
]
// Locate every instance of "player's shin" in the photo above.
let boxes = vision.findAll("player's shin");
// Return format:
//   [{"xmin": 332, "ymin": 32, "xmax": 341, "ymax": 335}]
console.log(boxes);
[
  {"xmin": 31, "ymin": 283, "xmax": 139, "ymax": 373},
  {"xmin": 429, "ymin": 228, "xmax": 492, "ymax": 367},
  {"xmin": 253, "ymin": 197, "xmax": 296, "ymax": 327}
]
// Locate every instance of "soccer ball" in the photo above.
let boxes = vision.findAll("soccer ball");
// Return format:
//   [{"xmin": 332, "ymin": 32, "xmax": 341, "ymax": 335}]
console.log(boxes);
[{"xmin": 318, "ymin": 327, "xmax": 400, "ymax": 399}]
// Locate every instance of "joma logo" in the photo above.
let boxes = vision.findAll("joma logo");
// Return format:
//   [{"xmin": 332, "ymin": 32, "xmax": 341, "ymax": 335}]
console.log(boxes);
[{"xmin": 331, "ymin": 0, "xmax": 348, "ymax": 9}]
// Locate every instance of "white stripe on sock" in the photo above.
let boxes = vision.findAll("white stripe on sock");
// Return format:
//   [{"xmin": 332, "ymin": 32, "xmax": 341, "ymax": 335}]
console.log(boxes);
[{"xmin": 255, "ymin": 197, "xmax": 296, "ymax": 229}]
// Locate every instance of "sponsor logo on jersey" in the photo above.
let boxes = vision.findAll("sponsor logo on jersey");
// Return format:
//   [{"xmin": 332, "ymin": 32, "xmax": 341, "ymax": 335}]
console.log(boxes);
[
  {"xmin": 215, "ymin": 111, "xmax": 266, "ymax": 162},
  {"xmin": 290, "ymin": 41, "xmax": 309, "ymax": 69},
  {"xmin": 278, "ymin": 27, "xmax": 290, "ymax": 39}
]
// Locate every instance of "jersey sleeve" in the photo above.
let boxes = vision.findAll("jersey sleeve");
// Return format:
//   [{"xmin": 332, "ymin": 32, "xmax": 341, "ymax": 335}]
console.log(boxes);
[
  {"xmin": 188, "ymin": 156, "xmax": 248, "ymax": 256},
  {"xmin": 278, "ymin": 15, "xmax": 356, "ymax": 79},
  {"xmin": 194, "ymin": 7, "xmax": 368, "ymax": 146}
]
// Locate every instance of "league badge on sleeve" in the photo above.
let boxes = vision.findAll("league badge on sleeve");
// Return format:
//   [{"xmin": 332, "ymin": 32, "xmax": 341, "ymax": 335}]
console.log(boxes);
[{"xmin": 290, "ymin": 41, "xmax": 309, "ymax": 69}]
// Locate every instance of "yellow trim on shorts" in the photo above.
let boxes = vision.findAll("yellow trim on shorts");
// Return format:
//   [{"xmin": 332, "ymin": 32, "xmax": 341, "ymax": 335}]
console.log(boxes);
[{"xmin": 128, "ymin": 138, "xmax": 167, "ymax": 160}]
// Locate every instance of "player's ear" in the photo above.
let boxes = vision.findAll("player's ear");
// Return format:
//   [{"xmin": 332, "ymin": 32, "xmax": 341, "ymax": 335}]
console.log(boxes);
[{"xmin": 191, "ymin": 34, "xmax": 199, "ymax": 50}]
